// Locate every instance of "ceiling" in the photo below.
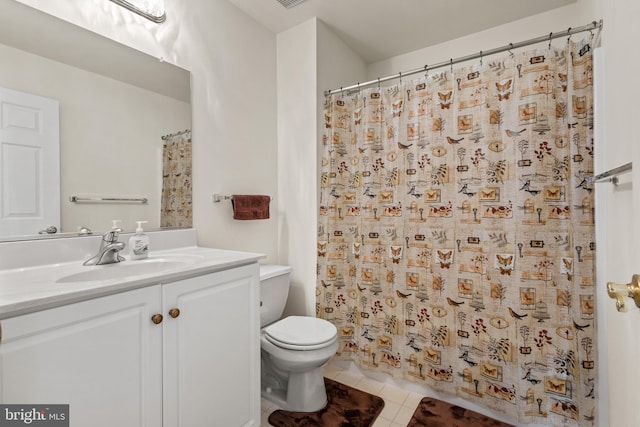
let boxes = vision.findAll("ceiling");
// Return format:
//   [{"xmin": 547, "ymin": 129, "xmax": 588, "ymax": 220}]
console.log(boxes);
[{"xmin": 228, "ymin": 0, "xmax": 577, "ymax": 63}]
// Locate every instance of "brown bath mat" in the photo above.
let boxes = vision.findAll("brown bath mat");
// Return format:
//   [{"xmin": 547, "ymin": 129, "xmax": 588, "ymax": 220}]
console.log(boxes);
[
  {"xmin": 408, "ymin": 397, "xmax": 514, "ymax": 427},
  {"xmin": 268, "ymin": 377, "xmax": 384, "ymax": 427}
]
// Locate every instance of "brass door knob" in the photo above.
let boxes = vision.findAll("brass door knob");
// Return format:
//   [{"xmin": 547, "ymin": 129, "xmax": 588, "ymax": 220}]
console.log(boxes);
[
  {"xmin": 151, "ymin": 314, "xmax": 164, "ymax": 324},
  {"xmin": 607, "ymin": 274, "xmax": 640, "ymax": 312},
  {"xmin": 169, "ymin": 308, "xmax": 181, "ymax": 318}
]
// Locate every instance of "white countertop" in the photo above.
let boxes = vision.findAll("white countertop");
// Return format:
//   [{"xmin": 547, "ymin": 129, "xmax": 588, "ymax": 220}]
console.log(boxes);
[{"xmin": 0, "ymin": 246, "xmax": 264, "ymax": 320}]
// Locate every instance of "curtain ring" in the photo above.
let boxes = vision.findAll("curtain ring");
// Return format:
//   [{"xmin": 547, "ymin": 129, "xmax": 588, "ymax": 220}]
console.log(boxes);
[
  {"xmin": 566, "ymin": 27, "xmax": 572, "ymax": 46},
  {"xmin": 424, "ymin": 64, "xmax": 428, "ymax": 78},
  {"xmin": 508, "ymin": 43, "xmax": 514, "ymax": 58},
  {"xmin": 398, "ymin": 71, "xmax": 402, "ymax": 83},
  {"xmin": 450, "ymin": 58, "xmax": 453, "ymax": 73},
  {"xmin": 480, "ymin": 50, "xmax": 483, "ymax": 66},
  {"xmin": 377, "ymin": 77, "xmax": 381, "ymax": 89},
  {"xmin": 548, "ymin": 32, "xmax": 553, "ymax": 50}
]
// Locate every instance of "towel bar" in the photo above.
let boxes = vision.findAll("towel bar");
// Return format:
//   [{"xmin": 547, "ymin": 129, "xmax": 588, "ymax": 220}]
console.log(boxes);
[
  {"xmin": 589, "ymin": 162, "xmax": 632, "ymax": 185},
  {"xmin": 212, "ymin": 194, "xmax": 272, "ymax": 203},
  {"xmin": 70, "ymin": 196, "xmax": 148, "ymax": 204}
]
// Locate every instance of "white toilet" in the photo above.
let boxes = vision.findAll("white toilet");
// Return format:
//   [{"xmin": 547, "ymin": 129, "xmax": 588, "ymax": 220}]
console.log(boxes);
[{"xmin": 259, "ymin": 264, "xmax": 338, "ymax": 412}]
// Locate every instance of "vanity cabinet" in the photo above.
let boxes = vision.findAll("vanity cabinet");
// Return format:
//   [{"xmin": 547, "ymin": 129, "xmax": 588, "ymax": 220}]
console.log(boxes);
[
  {"xmin": 0, "ymin": 263, "xmax": 260, "ymax": 427},
  {"xmin": 162, "ymin": 264, "xmax": 260, "ymax": 427},
  {"xmin": 0, "ymin": 285, "xmax": 164, "ymax": 426}
]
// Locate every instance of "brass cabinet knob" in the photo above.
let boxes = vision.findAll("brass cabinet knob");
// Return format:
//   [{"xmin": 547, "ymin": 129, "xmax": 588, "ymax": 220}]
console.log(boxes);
[
  {"xmin": 151, "ymin": 314, "xmax": 164, "ymax": 324},
  {"xmin": 169, "ymin": 308, "xmax": 181, "ymax": 319},
  {"xmin": 607, "ymin": 274, "xmax": 640, "ymax": 312}
]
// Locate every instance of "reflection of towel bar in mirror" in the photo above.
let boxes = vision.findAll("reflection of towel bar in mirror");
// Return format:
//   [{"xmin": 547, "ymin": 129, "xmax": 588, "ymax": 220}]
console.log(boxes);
[
  {"xmin": 70, "ymin": 196, "xmax": 148, "ymax": 204},
  {"xmin": 212, "ymin": 194, "xmax": 272, "ymax": 203},
  {"xmin": 589, "ymin": 162, "xmax": 632, "ymax": 185}
]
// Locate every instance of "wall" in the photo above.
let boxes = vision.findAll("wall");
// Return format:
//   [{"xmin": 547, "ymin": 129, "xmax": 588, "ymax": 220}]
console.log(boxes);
[
  {"xmin": 0, "ymin": 42, "xmax": 190, "ymax": 234},
  {"xmin": 277, "ymin": 18, "xmax": 366, "ymax": 317},
  {"xmin": 367, "ymin": 4, "xmax": 589, "ymax": 79},
  {"xmin": 13, "ymin": 0, "xmax": 279, "ymax": 260},
  {"xmin": 277, "ymin": 19, "xmax": 317, "ymax": 316}
]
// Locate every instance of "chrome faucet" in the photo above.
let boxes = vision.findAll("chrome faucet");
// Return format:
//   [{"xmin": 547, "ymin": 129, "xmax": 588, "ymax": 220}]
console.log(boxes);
[{"xmin": 83, "ymin": 227, "xmax": 126, "ymax": 266}]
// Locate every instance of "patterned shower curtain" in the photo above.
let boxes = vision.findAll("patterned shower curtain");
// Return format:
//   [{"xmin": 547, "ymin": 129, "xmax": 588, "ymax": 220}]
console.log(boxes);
[
  {"xmin": 160, "ymin": 130, "xmax": 192, "ymax": 228},
  {"xmin": 318, "ymin": 40, "xmax": 595, "ymax": 425}
]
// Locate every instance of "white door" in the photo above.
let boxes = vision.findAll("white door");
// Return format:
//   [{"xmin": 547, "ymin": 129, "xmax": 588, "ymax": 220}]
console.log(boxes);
[
  {"xmin": 595, "ymin": 47, "xmax": 640, "ymax": 426},
  {"xmin": 162, "ymin": 265, "xmax": 260, "ymax": 427},
  {"xmin": 0, "ymin": 285, "xmax": 163, "ymax": 427},
  {"xmin": 0, "ymin": 86, "xmax": 59, "ymax": 237}
]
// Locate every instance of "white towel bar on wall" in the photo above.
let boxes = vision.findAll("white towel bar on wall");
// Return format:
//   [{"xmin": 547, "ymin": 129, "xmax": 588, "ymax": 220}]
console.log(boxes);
[
  {"xmin": 69, "ymin": 196, "xmax": 148, "ymax": 204},
  {"xmin": 212, "ymin": 194, "xmax": 273, "ymax": 203},
  {"xmin": 212, "ymin": 194, "xmax": 232, "ymax": 203},
  {"xmin": 589, "ymin": 162, "xmax": 632, "ymax": 185}
]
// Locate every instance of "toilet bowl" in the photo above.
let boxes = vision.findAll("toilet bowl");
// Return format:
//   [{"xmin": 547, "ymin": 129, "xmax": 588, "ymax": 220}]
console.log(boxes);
[{"xmin": 259, "ymin": 265, "xmax": 338, "ymax": 412}]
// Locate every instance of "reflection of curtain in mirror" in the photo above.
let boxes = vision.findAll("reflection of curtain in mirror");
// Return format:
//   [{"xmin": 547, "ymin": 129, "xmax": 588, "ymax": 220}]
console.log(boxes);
[
  {"xmin": 318, "ymin": 40, "xmax": 596, "ymax": 425},
  {"xmin": 161, "ymin": 130, "xmax": 192, "ymax": 228}
]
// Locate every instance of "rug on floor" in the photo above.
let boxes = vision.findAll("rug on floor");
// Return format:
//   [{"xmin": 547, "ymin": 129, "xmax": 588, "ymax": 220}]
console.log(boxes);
[
  {"xmin": 408, "ymin": 397, "xmax": 514, "ymax": 427},
  {"xmin": 267, "ymin": 377, "xmax": 385, "ymax": 427}
]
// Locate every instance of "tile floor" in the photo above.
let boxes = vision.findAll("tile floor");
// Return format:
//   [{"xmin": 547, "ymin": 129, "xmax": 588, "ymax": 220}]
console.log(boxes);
[{"xmin": 260, "ymin": 360, "xmax": 425, "ymax": 427}]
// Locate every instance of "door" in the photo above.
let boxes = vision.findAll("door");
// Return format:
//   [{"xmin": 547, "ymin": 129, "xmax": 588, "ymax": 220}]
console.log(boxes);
[
  {"xmin": 162, "ymin": 264, "xmax": 260, "ymax": 427},
  {"xmin": 596, "ymin": 45, "xmax": 640, "ymax": 426},
  {"xmin": 0, "ymin": 86, "xmax": 59, "ymax": 237},
  {"xmin": 0, "ymin": 285, "xmax": 163, "ymax": 427}
]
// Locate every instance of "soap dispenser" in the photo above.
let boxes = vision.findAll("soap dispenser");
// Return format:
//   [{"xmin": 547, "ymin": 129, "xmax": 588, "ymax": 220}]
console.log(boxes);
[{"xmin": 129, "ymin": 221, "xmax": 149, "ymax": 260}]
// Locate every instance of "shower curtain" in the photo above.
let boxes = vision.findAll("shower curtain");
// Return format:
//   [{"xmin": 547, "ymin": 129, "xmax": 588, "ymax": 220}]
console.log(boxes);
[
  {"xmin": 318, "ymin": 40, "xmax": 596, "ymax": 425},
  {"xmin": 160, "ymin": 130, "xmax": 192, "ymax": 228}
]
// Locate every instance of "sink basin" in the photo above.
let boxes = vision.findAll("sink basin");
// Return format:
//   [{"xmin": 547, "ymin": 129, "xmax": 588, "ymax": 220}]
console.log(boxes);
[{"xmin": 56, "ymin": 259, "xmax": 188, "ymax": 283}]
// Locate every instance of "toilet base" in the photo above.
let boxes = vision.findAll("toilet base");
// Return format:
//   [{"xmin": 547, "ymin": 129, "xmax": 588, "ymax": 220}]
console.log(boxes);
[{"xmin": 261, "ymin": 366, "xmax": 328, "ymax": 412}]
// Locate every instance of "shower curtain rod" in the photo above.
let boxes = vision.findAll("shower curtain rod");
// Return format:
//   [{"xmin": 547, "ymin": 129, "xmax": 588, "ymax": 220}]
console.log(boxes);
[
  {"xmin": 324, "ymin": 20, "xmax": 603, "ymax": 97},
  {"xmin": 161, "ymin": 128, "xmax": 191, "ymax": 140}
]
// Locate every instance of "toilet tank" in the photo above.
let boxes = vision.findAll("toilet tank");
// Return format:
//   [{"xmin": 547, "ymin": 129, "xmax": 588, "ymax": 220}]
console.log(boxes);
[{"xmin": 259, "ymin": 264, "xmax": 292, "ymax": 327}]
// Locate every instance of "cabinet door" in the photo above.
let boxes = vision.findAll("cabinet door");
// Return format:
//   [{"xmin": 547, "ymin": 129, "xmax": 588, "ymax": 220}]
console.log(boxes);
[
  {"xmin": 162, "ymin": 264, "xmax": 260, "ymax": 427},
  {"xmin": 0, "ymin": 285, "xmax": 163, "ymax": 427}
]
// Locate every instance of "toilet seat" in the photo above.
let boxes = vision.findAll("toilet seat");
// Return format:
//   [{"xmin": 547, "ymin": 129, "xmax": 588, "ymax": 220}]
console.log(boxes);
[{"xmin": 264, "ymin": 316, "xmax": 337, "ymax": 350}]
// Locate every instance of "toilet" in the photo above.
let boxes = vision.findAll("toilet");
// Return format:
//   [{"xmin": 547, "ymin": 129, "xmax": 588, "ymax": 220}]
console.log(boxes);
[{"xmin": 259, "ymin": 264, "xmax": 338, "ymax": 412}]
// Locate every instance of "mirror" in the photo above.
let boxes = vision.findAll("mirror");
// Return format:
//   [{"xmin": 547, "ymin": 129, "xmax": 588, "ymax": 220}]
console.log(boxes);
[{"xmin": 0, "ymin": 0, "xmax": 191, "ymax": 241}]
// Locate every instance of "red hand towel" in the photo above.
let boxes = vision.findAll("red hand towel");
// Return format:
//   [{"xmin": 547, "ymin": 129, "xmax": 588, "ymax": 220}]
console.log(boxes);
[{"xmin": 231, "ymin": 195, "xmax": 270, "ymax": 220}]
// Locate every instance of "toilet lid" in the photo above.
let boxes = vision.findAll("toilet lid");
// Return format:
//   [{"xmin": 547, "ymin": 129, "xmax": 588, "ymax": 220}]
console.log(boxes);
[{"xmin": 264, "ymin": 316, "xmax": 337, "ymax": 348}]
